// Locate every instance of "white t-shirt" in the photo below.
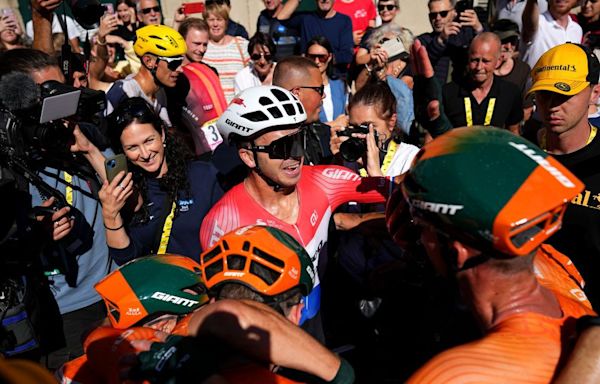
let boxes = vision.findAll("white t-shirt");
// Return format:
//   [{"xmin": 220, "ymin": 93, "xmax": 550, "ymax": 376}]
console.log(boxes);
[
  {"xmin": 26, "ymin": 13, "xmax": 82, "ymax": 41},
  {"xmin": 322, "ymin": 82, "xmax": 334, "ymax": 122},
  {"xmin": 496, "ymin": 0, "xmax": 548, "ymax": 31},
  {"xmin": 521, "ymin": 10, "xmax": 582, "ymax": 69},
  {"xmin": 386, "ymin": 141, "xmax": 420, "ymax": 177}
]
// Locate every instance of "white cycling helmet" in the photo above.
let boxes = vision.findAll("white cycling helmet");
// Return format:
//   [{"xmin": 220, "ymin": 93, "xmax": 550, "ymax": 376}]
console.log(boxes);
[{"xmin": 217, "ymin": 86, "xmax": 307, "ymax": 144}]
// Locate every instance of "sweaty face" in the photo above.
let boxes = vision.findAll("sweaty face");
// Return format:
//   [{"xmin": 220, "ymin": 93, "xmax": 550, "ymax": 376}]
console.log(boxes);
[
  {"xmin": 468, "ymin": 40, "xmax": 500, "ymax": 84},
  {"xmin": 295, "ymin": 67, "xmax": 324, "ymax": 124},
  {"xmin": 154, "ymin": 57, "xmax": 183, "ymax": 87},
  {"xmin": 138, "ymin": 0, "xmax": 161, "ymax": 25},
  {"xmin": 121, "ymin": 122, "xmax": 166, "ymax": 175},
  {"xmin": 378, "ymin": 0, "xmax": 398, "ymax": 23},
  {"xmin": 185, "ymin": 28, "xmax": 209, "ymax": 63},
  {"xmin": 535, "ymin": 87, "xmax": 593, "ymax": 135},
  {"xmin": 428, "ymin": 0, "xmax": 455, "ymax": 33},
  {"xmin": 253, "ymin": 128, "xmax": 304, "ymax": 188},
  {"xmin": 206, "ymin": 12, "xmax": 227, "ymax": 41},
  {"xmin": 251, "ymin": 44, "xmax": 273, "ymax": 78},
  {"xmin": 581, "ymin": 0, "xmax": 600, "ymax": 19},
  {"xmin": 117, "ymin": 2, "xmax": 132, "ymax": 23}
]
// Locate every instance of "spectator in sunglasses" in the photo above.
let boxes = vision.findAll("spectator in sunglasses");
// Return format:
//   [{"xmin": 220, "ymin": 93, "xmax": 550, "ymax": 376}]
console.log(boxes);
[
  {"xmin": 202, "ymin": 1, "xmax": 250, "ymax": 102},
  {"xmin": 234, "ymin": 32, "xmax": 277, "ymax": 93},
  {"xmin": 417, "ymin": 0, "xmax": 484, "ymax": 84},
  {"xmin": 136, "ymin": 0, "xmax": 162, "ymax": 26},
  {"xmin": 100, "ymin": 97, "xmax": 223, "ymax": 265},
  {"xmin": 305, "ymin": 36, "xmax": 347, "ymax": 123}
]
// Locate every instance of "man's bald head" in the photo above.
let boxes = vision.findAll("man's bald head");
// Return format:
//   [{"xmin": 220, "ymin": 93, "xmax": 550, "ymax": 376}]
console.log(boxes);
[
  {"xmin": 470, "ymin": 32, "xmax": 501, "ymax": 59},
  {"xmin": 273, "ymin": 56, "xmax": 319, "ymax": 89}
]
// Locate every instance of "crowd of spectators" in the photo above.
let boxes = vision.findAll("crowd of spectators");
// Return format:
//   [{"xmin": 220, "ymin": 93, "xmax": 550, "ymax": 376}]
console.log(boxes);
[{"xmin": 2, "ymin": 0, "xmax": 600, "ymax": 382}]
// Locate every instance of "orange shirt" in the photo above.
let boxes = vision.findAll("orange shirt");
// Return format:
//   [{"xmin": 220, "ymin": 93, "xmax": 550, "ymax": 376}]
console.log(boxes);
[{"xmin": 409, "ymin": 246, "xmax": 596, "ymax": 384}]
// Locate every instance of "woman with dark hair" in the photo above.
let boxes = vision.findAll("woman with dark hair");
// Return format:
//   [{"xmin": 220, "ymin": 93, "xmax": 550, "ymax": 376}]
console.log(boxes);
[
  {"xmin": 99, "ymin": 97, "xmax": 224, "ymax": 264},
  {"xmin": 234, "ymin": 32, "xmax": 277, "ymax": 93},
  {"xmin": 305, "ymin": 36, "xmax": 347, "ymax": 123},
  {"xmin": 113, "ymin": 0, "xmax": 139, "ymax": 41}
]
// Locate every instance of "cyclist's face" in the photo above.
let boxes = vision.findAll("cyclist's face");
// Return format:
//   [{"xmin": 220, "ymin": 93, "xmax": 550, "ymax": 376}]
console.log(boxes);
[
  {"xmin": 120, "ymin": 122, "xmax": 167, "ymax": 176},
  {"xmin": 251, "ymin": 128, "xmax": 304, "ymax": 188}
]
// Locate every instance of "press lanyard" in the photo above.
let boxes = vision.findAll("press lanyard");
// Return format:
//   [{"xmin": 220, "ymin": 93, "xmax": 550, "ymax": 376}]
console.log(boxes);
[
  {"xmin": 464, "ymin": 97, "xmax": 496, "ymax": 126},
  {"xmin": 539, "ymin": 125, "xmax": 597, "ymax": 151},
  {"xmin": 157, "ymin": 202, "xmax": 176, "ymax": 254},
  {"xmin": 359, "ymin": 140, "xmax": 398, "ymax": 177},
  {"xmin": 64, "ymin": 172, "xmax": 73, "ymax": 205}
]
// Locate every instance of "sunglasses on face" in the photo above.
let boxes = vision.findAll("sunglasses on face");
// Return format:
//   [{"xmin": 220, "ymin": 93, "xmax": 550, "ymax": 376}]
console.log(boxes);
[
  {"xmin": 251, "ymin": 52, "xmax": 273, "ymax": 62},
  {"xmin": 306, "ymin": 53, "xmax": 329, "ymax": 63},
  {"xmin": 428, "ymin": 10, "xmax": 451, "ymax": 19},
  {"xmin": 253, "ymin": 129, "xmax": 306, "ymax": 159},
  {"xmin": 378, "ymin": 4, "xmax": 396, "ymax": 11},
  {"xmin": 298, "ymin": 84, "xmax": 325, "ymax": 96},
  {"xmin": 158, "ymin": 56, "xmax": 184, "ymax": 71},
  {"xmin": 141, "ymin": 5, "xmax": 160, "ymax": 14}
]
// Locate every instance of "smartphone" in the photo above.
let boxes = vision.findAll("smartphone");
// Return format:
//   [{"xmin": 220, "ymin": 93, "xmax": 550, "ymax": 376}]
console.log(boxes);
[
  {"xmin": 102, "ymin": 3, "xmax": 115, "ymax": 15},
  {"xmin": 1, "ymin": 8, "xmax": 16, "ymax": 24},
  {"xmin": 183, "ymin": 2, "xmax": 205, "ymax": 15},
  {"xmin": 105, "ymin": 154, "xmax": 128, "ymax": 183},
  {"xmin": 455, "ymin": 0, "xmax": 473, "ymax": 19}
]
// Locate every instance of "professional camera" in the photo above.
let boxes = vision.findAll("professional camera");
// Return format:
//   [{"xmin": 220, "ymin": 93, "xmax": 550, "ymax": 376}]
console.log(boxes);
[{"xmin": 338, "ymin": 124, "xmax": 378, "ymax": 162}]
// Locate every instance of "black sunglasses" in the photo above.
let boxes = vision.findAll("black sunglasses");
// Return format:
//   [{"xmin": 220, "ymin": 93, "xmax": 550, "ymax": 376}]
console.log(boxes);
[
  {"xmin": 253, "ymin": 130, "xmax": 306, "ymax": 159},
  {"xmin": 158, "ymin": 56, "xmax": 184, "ymax": 71},
  {"xmin": 306, "ymin": 53, "xmax": 329, "ymax": 63},
  {"xmin": 114, "ymin": 99, "xmax": 156, "ymax": 127},
  {"xmin": 251, "ymin": 52, "xmax": 273, "ymax": 62},
  {"xmin": 428, "ymin": 10, "xmax": 451, "ymax": 19},
  {"xmin": 378, "ymin": 4, "xmax": 396, "ymax": 11},
  {"xmin": 141, "ymin": 5, "xmax": 160, "ymax": 14},
  {"xmin": 298, "ymin": 85, "xmax": 325, "ymax": 96}
]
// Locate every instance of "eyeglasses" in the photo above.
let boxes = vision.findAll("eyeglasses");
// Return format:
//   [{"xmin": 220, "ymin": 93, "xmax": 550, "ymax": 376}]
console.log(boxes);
[
  {"xmin": 378, "ymin": 4, "xmax": 396, "ymax": 12},
  {"xmin": 141, "ymin": 5, "xmax": 160, "ymax": 14},
  {"xmin": 253, "ymin": 129, "xmax": 306, "ymax": 159},
  {"xmin": 114, "ymin": 98, "xmax": 156, "ymax": 127},
  {"xmin": 158, "ymin": 56, "xmax": 184, "ymax": 71},
  {"xmin": 251, "ymin": 52, "xmax": 273, "ymax": 62},
  {"xmin": 306, "ymin": 53, "xmax": 329, "ymax": 63},
  {"xmin": 428, "ymin": 10, "xmax": 451, "ymax": 19},
  {"xmin": 298, "ymin": 85, "xmax": 325, "ymax": 96}
]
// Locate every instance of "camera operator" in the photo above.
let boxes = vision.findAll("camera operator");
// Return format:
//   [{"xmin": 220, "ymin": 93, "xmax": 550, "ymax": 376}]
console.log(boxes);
[{"xmin": 0, "ymin": 48, "xmax": 111, "ymax": 370}]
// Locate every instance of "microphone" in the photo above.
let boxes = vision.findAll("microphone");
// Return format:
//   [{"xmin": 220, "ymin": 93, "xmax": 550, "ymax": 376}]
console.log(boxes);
[{"xmin": 0, "ymin": 72, "xmax": 40, "ymax": 114}]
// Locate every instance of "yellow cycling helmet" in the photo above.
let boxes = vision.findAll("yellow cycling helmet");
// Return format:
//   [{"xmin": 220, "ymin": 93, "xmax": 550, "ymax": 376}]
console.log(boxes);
[{"xmin": 134, "ymin": 24, "xmax": 187, "ymax": 57}]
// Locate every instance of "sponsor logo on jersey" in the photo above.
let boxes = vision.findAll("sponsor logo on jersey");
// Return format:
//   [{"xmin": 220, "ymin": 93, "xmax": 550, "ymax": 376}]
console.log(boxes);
[
  {"xmin": 310, "ymin": 210, "xmax": 318, "ymax": 226},
  {"xmin": 178, "ymin": 198, "xmax": 194, "ymax": 213},
  {"xmin": 126, "ymin": 307, "xmax": 141, "ymax": 316},
  {"xmin": 509, "ymin": 142, "xmax": 576, "ymax": 188},
  {"xmin": 289, "ymin": 266, "xmax": 299, "ymax": 280},
  {"xmin": 322, "ymin": 168, "xmax": 361, "ymax": 181},
  {"xmin": 410, "ymin": 199, "xmax": 464, "ymax": 215},
  {"xmin": 209, "ymin": 222, "xmax": 226, "ymax": 247},
  {"xmin": 151, "ymin": 292, "xmax": 199, "ymax": 307}
]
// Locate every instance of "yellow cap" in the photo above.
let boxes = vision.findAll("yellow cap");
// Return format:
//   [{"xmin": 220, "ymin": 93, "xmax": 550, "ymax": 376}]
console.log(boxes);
[{"xmin": 528, "ymin": 43, "xmax": 600, "ymax": 96}]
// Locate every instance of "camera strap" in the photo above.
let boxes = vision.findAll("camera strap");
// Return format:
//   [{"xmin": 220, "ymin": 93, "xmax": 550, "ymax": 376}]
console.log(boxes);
[
  {"xmin": 359, "ymin": 140, "xmax": 398, "ymax": 177},
  {"xmin": 64, "ymin": 172, "xmax": 73, "ymax": 205}
]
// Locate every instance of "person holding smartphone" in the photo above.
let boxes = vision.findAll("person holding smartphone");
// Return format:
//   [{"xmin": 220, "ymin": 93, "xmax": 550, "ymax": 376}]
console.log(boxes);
[
  {"xmin": 0, "ymin": 8, "xmax": 28, "ymax": 51},
  {"xmin": 99, "ymin": 97, "xmax": 223, "ymax": 265}
]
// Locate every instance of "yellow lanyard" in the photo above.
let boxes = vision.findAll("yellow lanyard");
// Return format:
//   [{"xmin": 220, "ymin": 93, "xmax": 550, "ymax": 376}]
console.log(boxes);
[
  {"xmin": 157, "ymin": 202, "xmax": 176, "ymax": 254},
  {"xmin": 464, "ymin": 97, "xmax": 496, "ymax": 126},
  {"xmin": 64, "ymin": 172, "xmax": 73, "ymax": 205},
  {"xmin": 359, "ymin": 140, "xmax": 398, "ymax": 177},
  {"xmin": 539, "ymin": 125, "xmax": 597, "ymax": 151}
]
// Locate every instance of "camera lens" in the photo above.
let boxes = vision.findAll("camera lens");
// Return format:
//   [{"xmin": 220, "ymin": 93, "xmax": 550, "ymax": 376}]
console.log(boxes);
[
  {"xmin": 108, "ymin": 160, "xmax": 115, "ymax": 167},
  {"xmin": 340, "ymin": 138, "xmax": 366, "ymax": 162}
]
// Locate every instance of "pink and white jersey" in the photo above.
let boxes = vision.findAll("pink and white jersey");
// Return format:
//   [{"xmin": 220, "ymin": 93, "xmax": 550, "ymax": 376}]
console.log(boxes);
[{"xmin": 200, "ymin": 165, "xmax": 389, "ymax": 321}]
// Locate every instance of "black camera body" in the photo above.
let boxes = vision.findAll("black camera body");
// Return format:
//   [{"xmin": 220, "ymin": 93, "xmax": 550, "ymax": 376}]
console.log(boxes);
[{"xmin": 338, "ymin": 124, "xmax": 378, "ymax": 162}]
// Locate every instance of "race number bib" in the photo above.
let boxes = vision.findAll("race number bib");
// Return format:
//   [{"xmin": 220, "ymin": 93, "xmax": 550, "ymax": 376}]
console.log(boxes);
[{"xmin": 200, "ymin": 118, "xmax": 223, "ymax": 151}]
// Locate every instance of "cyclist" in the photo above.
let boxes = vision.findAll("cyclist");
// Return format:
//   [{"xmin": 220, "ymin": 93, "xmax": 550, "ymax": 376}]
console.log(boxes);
[
  {"xmin": 200, "ymin": 85, "xmax": 392, "ymax": 340},
  {"xmin": 386, "ymin": 127, "xmax": 595, "ymax": 383}
]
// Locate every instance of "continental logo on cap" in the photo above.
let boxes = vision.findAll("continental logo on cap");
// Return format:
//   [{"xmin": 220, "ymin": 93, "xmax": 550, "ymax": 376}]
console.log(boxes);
[
  {"xmin": 534, "ymin": 64, "xmax": 577, "ymax": 75},
  {"xmin": 554, "ymin": 82, "xmax": 571, "ymax": 92}
]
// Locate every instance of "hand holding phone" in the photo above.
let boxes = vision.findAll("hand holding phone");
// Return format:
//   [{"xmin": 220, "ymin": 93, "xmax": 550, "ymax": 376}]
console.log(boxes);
[{"xmin": 105, "ymin": 154, "xmax": 128, "ymax": 183}]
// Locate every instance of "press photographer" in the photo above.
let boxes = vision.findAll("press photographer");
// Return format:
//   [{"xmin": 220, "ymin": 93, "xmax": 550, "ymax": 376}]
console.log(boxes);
[{"xmin": 0, "ymin": 48, "xmax": 111, "ymax": 370}]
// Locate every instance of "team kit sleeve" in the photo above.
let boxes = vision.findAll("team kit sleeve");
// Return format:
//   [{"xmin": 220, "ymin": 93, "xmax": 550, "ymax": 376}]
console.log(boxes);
[{"xmin": 199, "ymin": 193, "xmax": 241, "ymax": 250}]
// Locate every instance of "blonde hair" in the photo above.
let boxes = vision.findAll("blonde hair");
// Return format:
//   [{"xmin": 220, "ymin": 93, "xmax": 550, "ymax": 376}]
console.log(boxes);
[{"xmin": 203, "ymin": 3, "xmax": 229, "ymax": 21}]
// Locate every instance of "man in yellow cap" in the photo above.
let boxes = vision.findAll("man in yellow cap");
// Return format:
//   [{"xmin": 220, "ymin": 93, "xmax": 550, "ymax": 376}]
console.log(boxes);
[{"xmin": 528, "ymin": 42, "xmax": 600, "ymax": 309}]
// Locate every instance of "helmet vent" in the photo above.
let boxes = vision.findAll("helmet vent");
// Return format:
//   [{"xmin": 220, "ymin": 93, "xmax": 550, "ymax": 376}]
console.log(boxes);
[
  {"xmin": 242, "ymin": 241, "xmax": 251, "ymax": 252},
  {"xmin": 296, "ymin": 102, "xmax": 304, "ymax": 115},
  {"xmin": 268, "ymin": 106, "xmax": 283, "ymax": 118},
  {"xmin": 222, "ymin": 240, "xmax": 230, "ymax": 251},
  {"xmin": 253, "ymin": 247, "xmax": 285, "ymax": 268},
  {"xmin": 204, "ymin": 260, "xmax": 223, "ymax": 281},
  {"xmin": 271, "ymin": 88, "xmax": 290, "ymax": 101},
  {"xmin": 227, "ymin": 254, "xmax": 246, "ymax": 270},
  {"xmin": 259, "ymin": 97, "xmax": 273, "ymax": 106},
  {"xmin": 283, "ymin": 103, "xmax": 296, "ymax": 116},
  {"xmin": 242, "ymin": 111, "xmax": 269, "ymax": 122},
  {"xmin": 250, "ymin": 261, "xmax": 280, "ymax": 286},
  {"xmin": 202, "ymin": 245, "xmax": 222, "ymax": 263}
]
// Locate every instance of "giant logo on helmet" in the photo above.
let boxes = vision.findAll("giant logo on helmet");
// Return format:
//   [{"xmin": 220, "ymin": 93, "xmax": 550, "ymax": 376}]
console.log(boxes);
[
  {"xmin": 151, "ymin": 292, "xmax": 198, "ymax": 307},
  {"xmin": 410, "ymin": 199, "xmax": 464, "ymax": 215}
]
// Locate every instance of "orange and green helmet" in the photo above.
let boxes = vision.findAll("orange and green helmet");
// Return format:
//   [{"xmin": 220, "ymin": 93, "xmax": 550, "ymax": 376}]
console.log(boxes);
[
  {"xmin": 95, "ymin": 255, "xmax": 209, "ymax": 329},
  {"xmin": 401, "ymin": 127, "xmax": 584, "ymax": 257},
  {"xmin": 200, "ymin": 226, "xmax": 315, "ymax": 298}
]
